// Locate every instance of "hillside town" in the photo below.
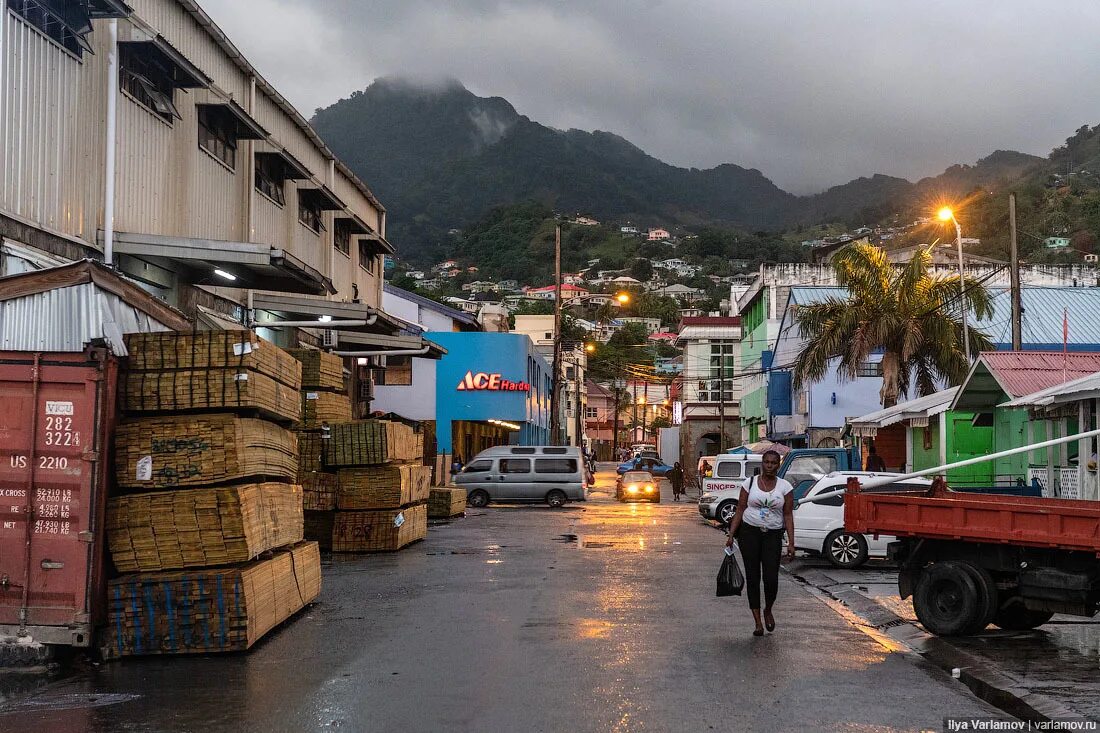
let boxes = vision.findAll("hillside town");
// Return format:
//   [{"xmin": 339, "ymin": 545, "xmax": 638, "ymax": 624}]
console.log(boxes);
[{"xmin": 4, "ymin": 2, "xmax": 1100, "ymax": 731}]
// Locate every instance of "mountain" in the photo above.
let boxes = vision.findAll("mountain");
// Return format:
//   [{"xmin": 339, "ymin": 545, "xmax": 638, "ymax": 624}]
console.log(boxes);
[{"xmin": 310, "ymin": 77, "xmax": 1047, "ymax": 260}]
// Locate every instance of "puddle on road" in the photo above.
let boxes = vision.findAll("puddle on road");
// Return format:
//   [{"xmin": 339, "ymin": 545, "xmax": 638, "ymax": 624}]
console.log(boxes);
[{"xmin": 0, "ymin": 692, "xmax": 140, "ymax": 714}]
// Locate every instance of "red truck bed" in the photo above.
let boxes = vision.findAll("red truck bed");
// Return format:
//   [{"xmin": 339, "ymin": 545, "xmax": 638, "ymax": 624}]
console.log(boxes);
[{"xmin": 844, "ymin": 485, "xmax": 1100, "ymax": 554}]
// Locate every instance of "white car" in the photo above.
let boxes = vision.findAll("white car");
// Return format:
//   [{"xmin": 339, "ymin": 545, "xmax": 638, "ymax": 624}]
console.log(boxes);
[
  {"xmin": 697, "ymin": 455, "xmax": 764, "ymax": 524},
  {"xmin": 794, "ymin": 472, "xmax": 932, "ymax": 568}
]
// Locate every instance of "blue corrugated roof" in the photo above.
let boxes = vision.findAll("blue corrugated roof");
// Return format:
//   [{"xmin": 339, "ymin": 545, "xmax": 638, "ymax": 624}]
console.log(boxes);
[{"xmin": 786, "ymin": 285, "xmax": 1100, "ymax": 348}]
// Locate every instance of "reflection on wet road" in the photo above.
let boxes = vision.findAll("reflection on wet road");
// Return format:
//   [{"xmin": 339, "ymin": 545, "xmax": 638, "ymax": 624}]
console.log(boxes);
[{"xmin": 0, "ymin": 467, "xmax": 1002, "ymax": 732}]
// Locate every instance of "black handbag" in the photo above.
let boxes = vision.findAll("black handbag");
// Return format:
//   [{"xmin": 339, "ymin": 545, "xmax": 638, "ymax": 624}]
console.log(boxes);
[{"xmin": 716, "ymin": 549, "xmax": 745, "ymax": 597}]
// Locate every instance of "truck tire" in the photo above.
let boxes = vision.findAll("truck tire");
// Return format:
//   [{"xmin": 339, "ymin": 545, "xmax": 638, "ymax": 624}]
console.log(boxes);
[
  {"xmin": 716, "ymin": 501, "xmax": 737, "ymax": 526},
  {"xmin": 913, "ymin": 561, "xmax": 982, "ymax": 636},
  {"xmin": 992, "ymin": 602, "xmax": 1054, "ymax": 631},
  {"xmin": 824, "ymin": 529, "xmax": 868, "ymax": 569},
  {"xmin": 467, "ymin": 490, "xmax": 490, "ymax": 508},
  {"xmin": 958, "ymin": 562, "xmax": 998, "ymax": 634}
]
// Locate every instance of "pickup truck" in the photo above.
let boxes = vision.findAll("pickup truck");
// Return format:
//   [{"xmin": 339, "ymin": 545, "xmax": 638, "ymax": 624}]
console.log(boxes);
[
  {"xmin": 699, "ymin": 447, "xmax": 860, "ymax": 524},
  {"xmin": 843, "ymin": 475, "xmax": 1100, "ymax": 635}
]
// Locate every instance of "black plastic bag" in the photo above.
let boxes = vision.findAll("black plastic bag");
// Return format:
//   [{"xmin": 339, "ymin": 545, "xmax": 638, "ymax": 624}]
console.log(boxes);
[{"xmin": 716, "ymin": 549, "xmax": 744, "ymax": 597}]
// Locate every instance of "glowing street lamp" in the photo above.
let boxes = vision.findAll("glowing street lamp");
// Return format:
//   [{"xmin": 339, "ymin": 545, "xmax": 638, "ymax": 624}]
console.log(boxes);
[
  {"xmin": 937, "ymin": 206, "xmax": 970, "ymax": 361},
  {"xmin": 584, "ymin": 342, "xmax": 596, "ymax": 353},
  {"xmin": 615, "ymin": 292, "xmax": 630, "ymax": 305}
]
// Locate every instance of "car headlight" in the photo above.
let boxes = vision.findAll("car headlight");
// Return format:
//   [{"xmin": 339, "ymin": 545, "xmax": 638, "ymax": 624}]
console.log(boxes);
[
  {"xmin": 698, "ymin": 494, "xmax": 717, "ymax": 504},
  {"xmin": 644, "ymin": 485, "xmax": 654, "ymax": 492},
  {"xmin": 627, "ymin": 485, "xmax": 639, "ymax": 493}
]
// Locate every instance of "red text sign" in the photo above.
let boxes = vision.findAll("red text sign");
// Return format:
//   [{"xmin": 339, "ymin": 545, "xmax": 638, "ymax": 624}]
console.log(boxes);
[{"xmin": 456, "ymin": 371, "xmax": 530, "ymax": 392}]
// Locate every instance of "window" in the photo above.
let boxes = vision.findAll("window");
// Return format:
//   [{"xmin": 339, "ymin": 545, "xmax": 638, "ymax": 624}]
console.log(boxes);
[
  {"xmin": 254, "ymin": 154, "xmax": 286, "ymax": 205},
  {"xmin": 198, "ymin": 106, "xmax": 237, "ymax": 169},
  {"xmin": 565, "ymin": 366, "xmax": 575, "ymax": 379},
  {"xmin": 857, "ymin": 362, "xmax": 883, "ymax": 378},
  {"xmin": 375, "ymin": 356, "xmax": 411, "ymax": 386},
  {"xmin": 8, "ymin": 0, "xmax": 95, "ymax": 56},
  {"xmin": 535, "ymin": 458, "xmax": 577, "ymax": 474},
  {"xmin": 784, "ymin": 455, "xmax": 838, "ymax": 489},
  {"xmin": 584, "ymin": 407, "xmax": 598, "ymax": 419},
  {"xmin": 119, "ymin": 45, "xmax": 180, "ymax": 122},
  {"xmin": 463, "ymin": 460, "xmax": 492, "ymax": 473},
  {"xmin": 715, "ymin": 462, "xmax": 743, "ymax": 478},
  {"xmin": 500, "ymin": 458, "xmax": 531, "ymax": 474},
  {"xmin": 810, "ymin": 486, "xmax": 845, "ymax": 507},
  {"xmin": 299, "ymin": 196, "xmax": 324, "ymax": 233},
  {"xmin": 333, "ymin": 218, "xmax": 353, "ymax": 257},
  {"xmin": 358, "ymin": 241, "xmax": 377, "ymax": 274}
]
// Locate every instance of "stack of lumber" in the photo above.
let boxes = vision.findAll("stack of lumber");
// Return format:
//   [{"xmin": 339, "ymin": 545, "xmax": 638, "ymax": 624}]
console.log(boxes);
[
  {"xmin": 295, "ymin": 430, "xmax": 337, "ymax": 511},
  {"xmin": 325, "ymin": 420, "xmax": 423, "ymax": 466},
  {"xmin": 106, "ymin": 483, "xmax": 304, "ymax": 572},
  {"xmin": 115, "ymin": 415, "xmax": 298, "ymax": 490},
  {"xmin": 106, "ymin": 542, "xmax": 321, "ymax": 657},
  {"xmin": 298, "ymin": 390, "xmax": 353, "ymax": 428},
  {"xmin": 287, "ymin": 348, "xmax": 345, "ymax": 392},
  {"xmin": 332, "ymin": 504, "xmax": 427, "ymax": 553},
  {"xmin": 428, "ymin": 487, "xmax": 468, "ymax": 519},
  {"xmin": 335, "ymin": 464, "xmax": 431, "ymax": 510}
]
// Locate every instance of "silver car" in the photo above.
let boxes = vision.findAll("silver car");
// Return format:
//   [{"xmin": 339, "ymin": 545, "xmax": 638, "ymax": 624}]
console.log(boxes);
[{"xmin": 455, "ymin": 446, "xmax": 588, "ymax": 508}]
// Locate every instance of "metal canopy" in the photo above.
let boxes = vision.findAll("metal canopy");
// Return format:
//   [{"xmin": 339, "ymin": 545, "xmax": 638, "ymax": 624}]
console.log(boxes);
[
  {"xmin": 250, "ymin": 292, "xmax": 408, "ymax": 335},
  {"xmin": 298, "ymin": 184, "xmax": 345, "ymax": 211},
  {"xmin": 119, "ymin": 35, "xmax": 209, "ymax": 88},
  {"xmin": 336, "ymin": 330, "xmax": 447, "ymax": 357},
  {"xmin": 336, "ymin": 211, "xmax": 374, "ymax": 235},
  {"xmin": 107, "ymin": 231, "xmax": 334, "ymax": 295},
  {"xmin": 357, "ymin": 231, "xmax": 396, "ymax": 255},
  {"xmin": 197, "ymin": 101, "xmax": 267, "ymax": 139},
  {"xmin": 255, "ymin": 148, "xmax": 311, "ymax": 180}
]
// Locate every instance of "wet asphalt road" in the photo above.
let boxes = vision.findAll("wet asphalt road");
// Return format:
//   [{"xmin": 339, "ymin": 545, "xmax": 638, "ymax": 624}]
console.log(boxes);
[{"xmin": 0, "ymin": 466, "xmax": 1003, "ymax": 732}]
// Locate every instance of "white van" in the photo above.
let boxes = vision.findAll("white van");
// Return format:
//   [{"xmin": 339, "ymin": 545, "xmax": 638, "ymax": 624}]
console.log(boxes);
[
  {"xmin": 455, "ymin": 446, "xmax": 587, "ymax": 508},
  {"xmin": 697, "ymin": 454, "xmax": 764, "ymax": 524}
]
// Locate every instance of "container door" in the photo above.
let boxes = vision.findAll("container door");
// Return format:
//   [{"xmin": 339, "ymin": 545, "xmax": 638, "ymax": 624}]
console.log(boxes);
[{"xmin": 0, "ymin": 352, "xmax": 112, "ymax": 645}]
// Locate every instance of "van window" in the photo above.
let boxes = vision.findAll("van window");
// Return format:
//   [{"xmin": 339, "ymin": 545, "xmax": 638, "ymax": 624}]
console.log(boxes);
[
  {"xmin": 500, "ymin": 459, "xmax": 531, "ymax": 474},
  {"xmin": 464, "ymin": 460, "xmax": 492, "ymax": 473},
  {"xmin": 784, "ymin": 455, "xmax": 838, "ymax": 487},
  {"xmin": 535, "ymin": 458, "xmax": 578, "ymax": 474},
  {"xmin": 510, "ymin": 447, "xmax": 536, "ymax": 454},
  {"xmin": 543, "ymin": 447, "xmax": 569, "ymax": 454},
  {"xmin": 715, "ymin": 462, "xmax": 743, "ymax": 478}
]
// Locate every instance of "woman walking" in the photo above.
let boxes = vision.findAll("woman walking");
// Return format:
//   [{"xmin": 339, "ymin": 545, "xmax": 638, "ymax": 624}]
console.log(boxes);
[
  {"xmin": 725, "ymin": 449, "xmax": 796, "ymax": 636},
  {"xmin": 668, "ymin": 462, "xmax": 685, "ymax": 501}
]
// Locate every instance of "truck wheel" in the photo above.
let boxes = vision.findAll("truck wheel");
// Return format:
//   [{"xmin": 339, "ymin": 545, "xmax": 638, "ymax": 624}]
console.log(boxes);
[
  {"xmin": 992, "ymin": 602, "xmax": 1054, "ymax": 631},
  {"xmin": 913, "ymin": 561, "xmax": 982, "ymax": 636},
  {"xmin": 467, "ymin": 490, "xmax": 490, "ymax": 508},
  {"xmin": 824, "ymin": 530, "xmax": 868, "ymax": 569},
  {"xmin": 958, "ymin": 563, "xmax": 998, "ymax": 634},
  {"xmin": 717, "ymin": 501, "xmax": 737, "ymax": 526},
  {"xmin": 546, "ymin": 490, "xmax": 567, "ymax": 508}
]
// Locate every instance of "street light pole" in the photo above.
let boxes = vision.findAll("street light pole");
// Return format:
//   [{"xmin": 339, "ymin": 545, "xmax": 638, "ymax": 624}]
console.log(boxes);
[
  {"xmin": 550, "ymin": 224, "xmax": 563, "ymax": 443},
  {"xmin": 939, "ymin": 207, "xmax": 971, "ymax": 362}
]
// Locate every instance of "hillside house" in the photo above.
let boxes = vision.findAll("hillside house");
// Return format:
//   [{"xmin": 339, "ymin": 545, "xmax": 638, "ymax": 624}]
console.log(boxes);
[
  {"xmin": 573, "ymin": 216, "xmax": 600, "ymax": 226},
  {"xmin": 648, "ymin": 228, "xmax": 671, "ymax": 241},
  {"xmin": 1045, "ymin": 237, "xmax": 1071, "ymax": 249}
]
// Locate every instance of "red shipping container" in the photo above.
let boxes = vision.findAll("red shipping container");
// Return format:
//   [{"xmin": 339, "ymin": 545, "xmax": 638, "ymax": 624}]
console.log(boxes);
[{"xmin": 0, "ymin": 348, "xmax": 118, "ymax": 646}]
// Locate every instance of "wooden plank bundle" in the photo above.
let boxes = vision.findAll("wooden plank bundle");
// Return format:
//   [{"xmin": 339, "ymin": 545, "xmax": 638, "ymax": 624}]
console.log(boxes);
[
  {"xmin": 428, "ymin": 487, "xmax": 468, "ymax": 518},
  {"xmin": 106, "ymin": 483, "xmax": 304, "ymax": 572},
  {"xmin": 301, "ymin": 472, "xmax": 338, "ymax": 511},
  {"xmin": 296, "ymin": 430, "xmax": 324, "ymax": 476},
  {"xmin": 106, "ymin": 542, "xmax": 321, "ymax": 657},
  {"xmin": 115, "ymin": 415, "xmax": 298, "ymax": 490},
  {"xmin": 325, "ymin": 420, "xmax": 423, "ymax": 466},
  {"xmin": 335, "ymin": 464, "xmax": 431, "ymax": 510},
  {"xmin": 287, "ymin": 349, "xmax": 345, "ymax": 392},
  {"xmin": 122, "ymin": 368, "xmax": 301, "ymax": 424},
  {"xmin": 298, "ymin": 390, "xmax": 352, "ymax": 428},
  {"xmin": 331, "ymin": 504, "xmax": 427, "ymax": 552},
  {"xmin": 125, "ymin": 330, "xmax": 302, "ymax": 390}
]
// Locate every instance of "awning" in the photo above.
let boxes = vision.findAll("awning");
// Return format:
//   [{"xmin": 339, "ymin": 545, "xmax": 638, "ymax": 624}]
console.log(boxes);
[
  {"xmin": 847, "ymin": 387, "xmax": 960, "ymax": 437},
  {"xmin": 255, "ymin": 147, "xmax": 311, "ymax": 180},
  {"xmin": 336, "ymin": 330, "xmax": 446, "ymax": 358},
  {"xmin": 356, "ymin": 231, "xmax": 396, "ymax": 256},
  {"xmin": 105, "ymin": 230, "xmax": 334, "ymax": 295},
  {"xmin": 335, "ymin": 211, "xmax": 374, "ymax": 235},
  {"xmin": 119, "ymin": 33, "xmax": 208, "ymax": 88},
  {"xmin": 197, "ymin": 101, "xmax": 267, "ymax": 139},
  {"xmin": 1000, "ymin": 372, "xmax": 1100, "ymax": 410},
  {"xmin": 298, "ymin": 184, "xmax": 345, "ymax": 211},
  {"xmin": 250, "ymin": 292, "xmax": 409, "ymax": 336}
]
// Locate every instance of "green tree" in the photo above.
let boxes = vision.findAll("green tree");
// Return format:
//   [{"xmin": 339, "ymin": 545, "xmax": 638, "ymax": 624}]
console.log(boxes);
[
  {"xmin": 792, "ymin": 243, "xmax": 994, "ymax": 408},
  {"xmin": 634, "ymin": 293, "xmax": 680, "ymax": 326},
  {"xmin": 609, "ymin": 322, "xmax": 649, "ymax": 347},
  {"xmin": 629, "ymin": 258, "xmax": 654, "ymax": 282}
]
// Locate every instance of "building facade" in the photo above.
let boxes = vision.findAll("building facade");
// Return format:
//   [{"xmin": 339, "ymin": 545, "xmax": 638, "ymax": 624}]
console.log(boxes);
[
  {"xmin": 511, "ymin": 314, "xmax": 588, "ymax": 446},
  {"xmin": 675, "ymin": 316, "xmax": 742, "ymax": 465}
]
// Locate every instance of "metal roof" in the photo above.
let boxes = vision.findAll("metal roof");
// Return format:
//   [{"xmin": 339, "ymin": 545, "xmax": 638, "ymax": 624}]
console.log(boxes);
[
  {"xmin": 1000, "ymin": 371, "xmax": 1100, "ymax": 409},
  {"xmin": 952, "ymin": 351, "xmax": 1100, "ymax": 411},
  {"xmin": 789, "ymin": 286, "xmax": 848, "ymax": 305},
  {"xmin": 847, "ymin": 387, "xmax": 959, "ymax": 436}
]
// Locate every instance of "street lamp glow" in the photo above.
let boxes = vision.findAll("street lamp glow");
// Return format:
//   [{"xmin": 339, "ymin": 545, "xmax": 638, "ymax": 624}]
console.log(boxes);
[
  {"xmin": 585, "ymin": 342, "xmax": 596, "ymax": 353},
  {"xmin": 616, "ymin": 292, "xmax": 630, "ymax": 304},
  {"xmin": 937, "ymin": 207, "xmax": 955, "ymax": 222}
]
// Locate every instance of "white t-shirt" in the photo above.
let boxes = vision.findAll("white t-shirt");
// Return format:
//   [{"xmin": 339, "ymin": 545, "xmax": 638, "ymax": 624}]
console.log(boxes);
[{"xmin": 740, "ymin": 476, "xmax": 794, "ymax": 531}]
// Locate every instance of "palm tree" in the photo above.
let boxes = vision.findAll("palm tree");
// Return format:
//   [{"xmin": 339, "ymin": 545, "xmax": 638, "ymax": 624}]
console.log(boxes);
[{"xmin": 792, "ymin": 243, "xmax": 994, "ymax": 408}]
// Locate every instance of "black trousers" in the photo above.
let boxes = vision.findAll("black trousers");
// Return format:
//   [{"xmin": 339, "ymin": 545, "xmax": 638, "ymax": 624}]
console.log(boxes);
[{"xmin": 738, "ymin": 524, "xmax": 782, "ymax": 611}]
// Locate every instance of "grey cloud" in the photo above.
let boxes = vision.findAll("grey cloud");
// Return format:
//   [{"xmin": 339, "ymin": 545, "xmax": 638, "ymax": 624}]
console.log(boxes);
[{"xmin": 200, "ymin": 0, "xmax": 1100, "ymax": 193}]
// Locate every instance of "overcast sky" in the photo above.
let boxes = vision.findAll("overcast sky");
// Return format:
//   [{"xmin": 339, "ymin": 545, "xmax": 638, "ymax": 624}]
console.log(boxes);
[{"xmin": 201, "ymin": 0, "xmax": 1100, "ymax": 194}]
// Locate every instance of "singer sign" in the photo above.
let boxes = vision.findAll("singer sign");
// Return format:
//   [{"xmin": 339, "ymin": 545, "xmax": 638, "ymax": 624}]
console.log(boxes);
[{"xmin": 456, "ymin": 371, "xmax": 530, "ymax": 392}]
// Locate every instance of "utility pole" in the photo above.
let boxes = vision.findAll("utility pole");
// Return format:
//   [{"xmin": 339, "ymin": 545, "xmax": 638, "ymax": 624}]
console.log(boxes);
[
  {"xmin": 632, "ymin": 380, "xmax": 639, "ymax": 445},
  {"xmin": 611, "ymin": 381, "xmax": 622, "ymax": 458},
  {"xmin": 1009, "ymin": 192, "xmax": 1023, "ymax": 351},
  {"xmin": 574, "ymin": 365, "xmax": 583, "ymax": 448},
  {"xmin": 550, "ymin": 224, "xmax": 563, "ymax": 444}
]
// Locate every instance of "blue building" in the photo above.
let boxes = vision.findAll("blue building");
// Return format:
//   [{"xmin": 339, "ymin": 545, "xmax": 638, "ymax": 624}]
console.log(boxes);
[{"xmin": 425, "ymin": 332, "xmax": 553, "ymax": 461}]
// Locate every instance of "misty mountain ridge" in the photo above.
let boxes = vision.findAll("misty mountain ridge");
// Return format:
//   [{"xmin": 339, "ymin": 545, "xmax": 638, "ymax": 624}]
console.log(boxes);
[{"xmin": 310, "ymin": 77, "xmax": 1046, "ymax": 258}]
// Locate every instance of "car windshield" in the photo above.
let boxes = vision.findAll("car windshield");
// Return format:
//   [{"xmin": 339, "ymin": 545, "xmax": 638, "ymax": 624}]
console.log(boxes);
[{"xmin": 623, "ymin": 471, "xmax": 652, "ymax": 483}]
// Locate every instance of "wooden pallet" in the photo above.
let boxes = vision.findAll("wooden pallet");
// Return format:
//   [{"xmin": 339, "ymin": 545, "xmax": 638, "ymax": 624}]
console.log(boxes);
[
  {"xmin": 428, "ymin": 487, "xmax": 468, "ymax": 518},
  {"xmin": 297, "ymin": 390, "xmax": 352, "ymax": 429},
  {"xmin": 331, "ymin": 504, "xmax": 427, "ymax": 552},
  {"xmin": 286, "ymin": 349, "xmax": 345, "ymax": 392},
  {"xmin": 335, "ymin": 463, "xmax": 432, "ymax": 510},
  {"xmin": 125, "ymin": 331, "xmax": 302, "ymax": 390},
  {"xmin": 122, "ymin": 368, "xmax": 301, "ymax": 424},
  {"xmin": 106, "ymin": 542, "xmax": 321, "ymax": 657},
  {"xmin": 106, "ymin": 483, "xmax": 304, "ymax": 572},
  {"xmin": 301, "ymin": 472, "xmax": 338, "ymax": 511},
  {"xmin": 325, "ymin": 420, "xmax": 424, "ymax": 466},
  {"xmin": 115, "ymin": 414, "xmax": 298, "ymax": 490}
]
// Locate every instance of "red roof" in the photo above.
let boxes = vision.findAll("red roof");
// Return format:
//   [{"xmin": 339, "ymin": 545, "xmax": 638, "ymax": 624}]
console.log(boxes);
[
  {"xmin": 648, "ymin": 332, "xmax": 679, "ymax": 340},
  {"xmin": 678, "ymin": 316, "xmax": 741, "ymax": 328},
  {"xmin": 979, "ymin": 351, "xmax": 1100, "ymax": 398}
]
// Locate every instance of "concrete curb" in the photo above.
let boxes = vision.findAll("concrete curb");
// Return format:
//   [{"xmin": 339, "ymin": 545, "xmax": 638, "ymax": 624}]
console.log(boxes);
[{"xmin": 786, "ymin": 565, "xmax": 1084, "ymax": 723}]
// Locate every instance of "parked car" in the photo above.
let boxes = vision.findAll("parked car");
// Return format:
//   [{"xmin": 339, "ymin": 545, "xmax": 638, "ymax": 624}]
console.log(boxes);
[
  {"xmin": 697, "ymin": 454, "xmax": 764, "ymax": 524},
  {"xmin": 616, "ymin": 456, "xmax": 673, "ymax": 476},
  {"xmin": 455, "ymin": 446, "xmax": 587, "ymax": 508},
  {"xmin": 616, "ymin": 470, "xmax": 660, "ymax": 503},
  {"xmin": 794, "ymin": 472, "xmax": 931, "ymax": 568}
]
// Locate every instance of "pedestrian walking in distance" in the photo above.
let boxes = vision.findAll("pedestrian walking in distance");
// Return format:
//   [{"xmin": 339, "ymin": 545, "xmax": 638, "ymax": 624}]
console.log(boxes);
[
  {"xmin": 668, "ymin": 462, "xmax": 685, "ymax": 501},
  {"xmin": 865, "ymin": 444, "xmax": 886, "ymax": 472},
  {"xmin": 725, "ymin": 449, "xmax": 796, "ymax": 636}
]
